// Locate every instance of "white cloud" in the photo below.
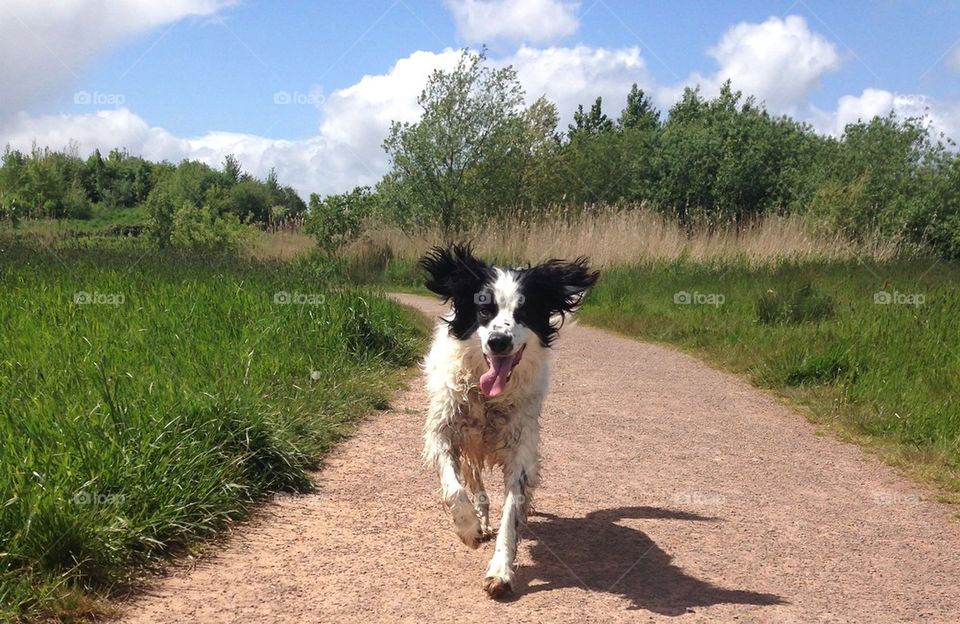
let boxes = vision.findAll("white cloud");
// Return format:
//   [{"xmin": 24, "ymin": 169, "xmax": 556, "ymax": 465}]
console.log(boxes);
[
  {"xmin": 445, "ymin": 0, "xmax": 579, "ymax": 44},
  {"xmin": 814, "ymin": 88, "xmax": 960, "ymax": 142},
  {"xmin": 683, "ymin": 15, "xmax": 842, "ymax": 114},
  {"xmin": 1, "ymin": 46, "xmax": 650, "ymax": 197},
  {"xmin": 0, "ymin": 0, "xmax": 228, "ymax": 124},
  {"xmin": 508, "ymin": 45, "xmax": 649, "ymax": 121},
  {"xmin": 1, "ymin": 50, "xmax": 463, "ymax": 198}
]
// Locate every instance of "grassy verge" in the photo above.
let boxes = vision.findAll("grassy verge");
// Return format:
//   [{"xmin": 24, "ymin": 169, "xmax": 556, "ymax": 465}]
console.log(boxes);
[
  {"xmin": 0, "ymin": 241, "xmax": 423, "ymax": 621},
  {"xmin": 579, "ymin": 259, "xmax": 960, "ymax": 498}
]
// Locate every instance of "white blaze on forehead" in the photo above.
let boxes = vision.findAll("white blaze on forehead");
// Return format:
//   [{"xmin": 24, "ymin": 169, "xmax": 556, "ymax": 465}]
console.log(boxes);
[{"xmin": 491, "ymin": 269, "xmax": 523, "ymax": 314}]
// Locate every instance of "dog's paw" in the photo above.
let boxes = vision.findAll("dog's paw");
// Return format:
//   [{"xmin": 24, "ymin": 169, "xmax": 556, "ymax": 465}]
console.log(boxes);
[
  {"xmin": 447, "ymin": 490, "xmax": 483, "ymax": 549},
  {"xmin": 454, "ymin": 517, "xmax": 484, "ymax": 549},
  {"xmin": 483, "ymin": 575, "xmax": 513, "ymax": 599}
]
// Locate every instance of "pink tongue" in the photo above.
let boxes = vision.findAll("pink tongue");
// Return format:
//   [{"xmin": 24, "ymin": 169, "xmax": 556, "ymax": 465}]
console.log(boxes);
[{"xmin": 480, "ymin": 355, "xmax": 513, "ymax": 397}]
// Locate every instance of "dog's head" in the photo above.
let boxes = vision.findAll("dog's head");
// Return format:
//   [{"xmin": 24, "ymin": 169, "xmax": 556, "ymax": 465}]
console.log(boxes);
[{"xmin": 419, "ymin": 243, "xmax": 599, "ymax": 398}]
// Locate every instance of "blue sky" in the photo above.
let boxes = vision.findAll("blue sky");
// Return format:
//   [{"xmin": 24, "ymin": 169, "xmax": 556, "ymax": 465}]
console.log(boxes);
[{"xmin": 2, "ymin": 0, "xmax": 959, "ymax": 197}]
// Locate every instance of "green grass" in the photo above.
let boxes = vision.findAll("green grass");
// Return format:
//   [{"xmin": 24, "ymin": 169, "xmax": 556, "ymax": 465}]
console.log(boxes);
[
  {"xmin": 16, "ymin": 209, "xmax": 148, "ymax": 236},
  {"xmin": 0, "ymin": 241, "xmax": 423, "ymax": 621},
  {"xmin": 579, "ymin": 258, "xmax": 960, "ymax": 496}
]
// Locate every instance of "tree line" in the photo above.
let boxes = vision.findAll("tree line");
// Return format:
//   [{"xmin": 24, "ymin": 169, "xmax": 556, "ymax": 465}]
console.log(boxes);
[
  {"xmin": 0, "ymin": 146, "xmax": 305, "ymax": 248},
  {"xmin": 365, "ymin": 50, "xmax": 960, "ymax": 258},
  {"xmin": 3, "ymin": 49, "xmax": 959, "ymax": 258}
]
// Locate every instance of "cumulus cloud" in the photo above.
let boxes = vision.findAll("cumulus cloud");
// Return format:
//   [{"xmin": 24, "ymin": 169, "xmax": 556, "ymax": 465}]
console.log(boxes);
[
  {"xmin": 682, "ymin": 15, "xmax": 842, "ymax": 114},
  {"xmin": 0, "ymin": 0, "xmax": 227, "ymax": 124},
  {"xmin": 1, "ymin": 50, "xmax": 463, "ymax": 197},
  {"xmin": 445, "ymin": 0, "xmax": 579, "ymax": 44},
  {"xmin": 1, "ymin": 46, "xmax": 650, "ymax": 197},
  {"xmin": 508, "ymin": 45, "xmax": 649, "ymax": 120},
  {"xmin": 814, "ymin": 88, "xmax": 960, "ymax": 142}
]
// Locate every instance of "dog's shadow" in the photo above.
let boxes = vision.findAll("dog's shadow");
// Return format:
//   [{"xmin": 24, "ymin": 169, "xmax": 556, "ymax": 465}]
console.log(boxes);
[{"xmin": 518, "ymin": 506, "xmax": 785, "ymax": 616}]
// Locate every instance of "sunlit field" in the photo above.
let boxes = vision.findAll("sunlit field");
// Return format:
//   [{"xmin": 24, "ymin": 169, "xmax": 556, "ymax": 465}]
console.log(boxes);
[{"xmin": 0, "ymin": 239, "xmax": 422, "ymax": 620}]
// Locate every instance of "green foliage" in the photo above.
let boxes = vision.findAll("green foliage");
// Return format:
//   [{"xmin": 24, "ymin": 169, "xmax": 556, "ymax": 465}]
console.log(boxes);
[
  {"xmin": 654, "ymin": 83, "xmax": 812, "ymax": 224},
  {"xmin": 619, "ymin": 84, "xmax": 661, "ymax": 133},
  {"xmin": 304, "ymin": 186, "xmax": 376, "ymax": 254},
  {"xmin": 756, "ymin": 283, "xmax": 835, "ymax": 325},
  {"xmin": 6, "ymin": 53, "xmax": 960, "ymax": 258},
  {"xmin": 170, "ymin": 202, "xmax": 245, "ymax": 251},
  {"xmin": 806, "ymin": 115, "xmax": 960, "ymax": 254},
  {"xmin": 0, "ymin": 242, "xmax": 422, "ymax": 620},
  {"xmin": 0, "ymin": 148, "xmax": 306, "ymax": 250},
  {"xmin": 381, "ymin": 48, "xmax": 557, "ymax": 233},
  {"xmin": 62, "ymin": 184, "xmax": 93, "ymax": 219},
  {"xmin": 568, "ymin": 96, "xmax": 614, "ymax": 138},
  {"xmin": 374, "ymin": 54, "xmax": 960, "ymax": 258}
]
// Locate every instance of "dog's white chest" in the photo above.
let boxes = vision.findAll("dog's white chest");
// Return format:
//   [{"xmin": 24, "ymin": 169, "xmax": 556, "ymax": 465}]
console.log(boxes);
[{"xmin": 457, "ymin": 395, "xmax": 515, "ymax": 467}]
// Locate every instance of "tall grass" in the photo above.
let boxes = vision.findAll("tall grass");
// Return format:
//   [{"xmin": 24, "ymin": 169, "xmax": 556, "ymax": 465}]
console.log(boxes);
[
  {"xmin": 352, "ymin": 208, "xmax": 901, "ymax": 267},
  {"xmin": 242, "ymin": 229, "xmax": 317, "ymax": 261},
  {"xmin": 0, "ymin": 242, "xmax": 422, "ymax": 621}
]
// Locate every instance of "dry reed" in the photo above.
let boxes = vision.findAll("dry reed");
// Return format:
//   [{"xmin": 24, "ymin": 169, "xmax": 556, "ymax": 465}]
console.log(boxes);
[{"xmin": 351, "ymin": 209, "xmax": 899, "ymax": 267}]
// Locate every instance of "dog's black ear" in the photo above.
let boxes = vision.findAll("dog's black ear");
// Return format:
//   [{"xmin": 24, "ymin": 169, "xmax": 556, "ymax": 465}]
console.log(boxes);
[
  {"xmin": 522, "ymin": 257, "xmax": 600, "ymax": 317},
  {"xmin": 418, "ymin": 243, "xmax": 490, "ymax": 302}
]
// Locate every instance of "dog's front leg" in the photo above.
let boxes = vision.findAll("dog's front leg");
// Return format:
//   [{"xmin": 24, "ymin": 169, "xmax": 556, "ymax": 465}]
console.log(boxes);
[
  {"xmin": 424, "ymin": 401, "xmax": 484, "ymax": 549},
  {"xmin": 464, "ymin": 465, "xmax": 493, "ymax": 540},
  {"xmin": 483, "ymin": 417, "xmax": 540, "ymax": 598}
]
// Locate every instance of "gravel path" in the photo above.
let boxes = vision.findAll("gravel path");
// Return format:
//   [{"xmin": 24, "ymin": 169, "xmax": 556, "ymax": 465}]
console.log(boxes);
[{"xmin": 120, "ymin": 293, "xmax": 960, "ymax": 623}]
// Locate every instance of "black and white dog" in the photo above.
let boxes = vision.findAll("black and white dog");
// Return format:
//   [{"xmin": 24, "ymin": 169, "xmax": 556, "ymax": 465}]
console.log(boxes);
[{"xmin": 419, "ymin": 244, "xmax": 599, "ymax": 598}]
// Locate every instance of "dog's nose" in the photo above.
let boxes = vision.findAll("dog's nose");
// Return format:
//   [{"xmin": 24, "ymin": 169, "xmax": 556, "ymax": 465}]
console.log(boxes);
[{"xmin": 487, "ymin": 333, "xmax": 513, "ymax": 355}]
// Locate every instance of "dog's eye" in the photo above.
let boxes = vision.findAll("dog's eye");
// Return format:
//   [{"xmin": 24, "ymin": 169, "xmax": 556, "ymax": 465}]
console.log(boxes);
[{"xmin": 478, "ymin": 308, "xmax": 492, "ymax": 320}]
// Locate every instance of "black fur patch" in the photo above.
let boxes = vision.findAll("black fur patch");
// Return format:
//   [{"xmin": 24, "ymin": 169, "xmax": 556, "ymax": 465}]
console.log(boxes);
[
  {"xmin": 419, "ymin": 243, "xmax": 496, "ymax": 339},
  {"xmin": 516, "ymin": 258, "xmax": 600, "ymax": 346}
]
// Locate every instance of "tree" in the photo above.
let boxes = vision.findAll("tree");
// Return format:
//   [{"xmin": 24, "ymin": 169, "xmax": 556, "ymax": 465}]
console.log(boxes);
[
  {"xmin": 222, "ymin": 154, "xmax": 242, "ymax": 186},
  {"xmin": 619, "ymin": 84, "xmax": 660, "ymax": 133},
  {"xmin": 513, "ymin": 97, "xmax": 565, "ymax": 210},
  {"xmin": 382, "ymin": 48, "xmax": 527, "ymax": 234},
  {"xmin": 0, "ymin": 148, "xmax": 27, "ymax": 223},
  {"xmin": 81, "ymin": 149, "xmax": 107, "ymax": 203},
  {"xmin": 568, "ymin": 97, "xmax": 613, "ymax": 140}
]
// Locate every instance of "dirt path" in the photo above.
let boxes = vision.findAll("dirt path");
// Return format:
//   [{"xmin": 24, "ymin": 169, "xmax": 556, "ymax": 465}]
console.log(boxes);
[{"xmin": 121, "ymin": 294, "xmax": 960, "ymax": 623}]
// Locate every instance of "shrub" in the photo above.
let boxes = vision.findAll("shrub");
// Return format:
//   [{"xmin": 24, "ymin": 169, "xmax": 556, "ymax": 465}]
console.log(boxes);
[
  {"xmin": 304, "ymin": 186, "xmax": 375, "ymax": 254},
  {"xmin": 170, "ymin": 203, "xmax": 244, "ymax": 251},
  {"xmin": 62, "ymin": 185, "xmax": 93, "ymax": 219}
]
